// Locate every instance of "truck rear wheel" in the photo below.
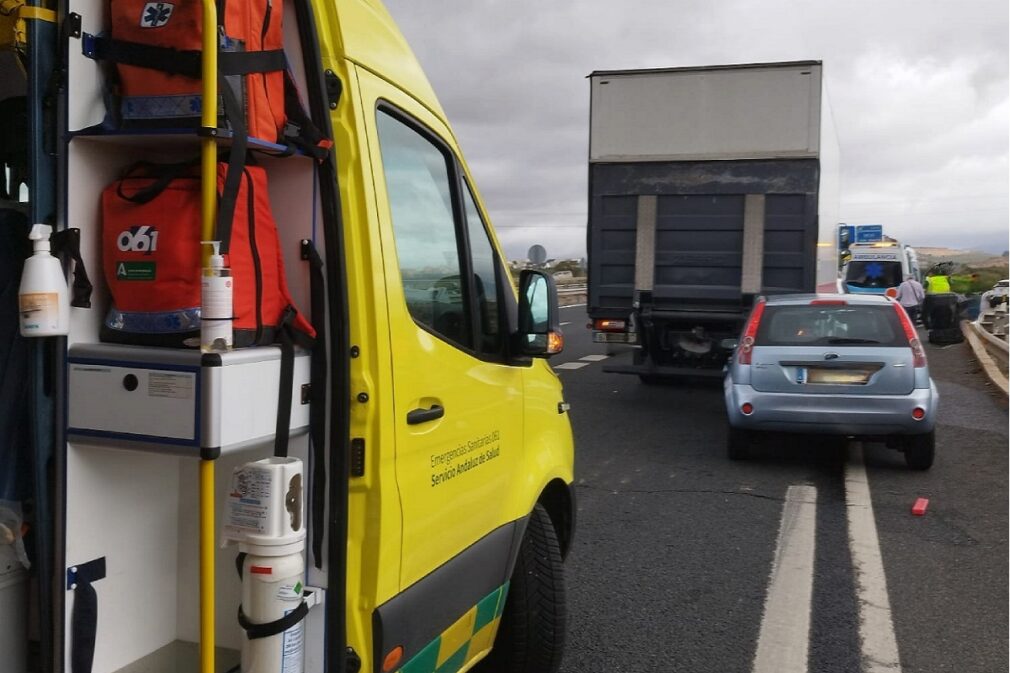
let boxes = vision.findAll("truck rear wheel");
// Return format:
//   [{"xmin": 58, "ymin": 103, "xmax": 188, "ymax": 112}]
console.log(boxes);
[
  {"xmin": 902, "ymin": 431, "xmax": 935, "ymax": 470},
  {"xmin": 478, "ymin": 503, "xmax": 566, "ymax": 673}
]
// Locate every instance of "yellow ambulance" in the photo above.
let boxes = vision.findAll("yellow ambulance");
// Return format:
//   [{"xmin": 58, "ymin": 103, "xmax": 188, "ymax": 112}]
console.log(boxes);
[{"xmin": 8, "ymin": 0, "xmax": 575, "ymax": 671}]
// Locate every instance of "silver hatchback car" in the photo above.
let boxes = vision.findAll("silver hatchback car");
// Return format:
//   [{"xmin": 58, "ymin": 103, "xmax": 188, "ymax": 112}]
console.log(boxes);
[{"xmin": 724, "ymin": 294, "xmax": 938, "ymax": 469}]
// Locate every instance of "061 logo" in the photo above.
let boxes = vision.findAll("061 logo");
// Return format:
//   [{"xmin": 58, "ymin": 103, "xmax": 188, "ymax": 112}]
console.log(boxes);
[
  {"xmin": 117, "ymin": 225, "xmax": 159, "ymax": 253},
  {"xmin": 139, "ymin": 2, "xmax": 173, "ymax": 28}
]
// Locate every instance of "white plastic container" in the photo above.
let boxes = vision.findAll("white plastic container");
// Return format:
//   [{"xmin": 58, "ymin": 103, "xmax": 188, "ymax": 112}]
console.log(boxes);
[
  {"xmin": 240, "ymin": 552, "xmax": 305, "ymax": 673},
  {"xmin": 224, "ymin": 457, "xmax": 306, "ymax": 673},
  {"xmin": 19, "ymin": 223, "xmax": 70, "ymax": 336},
  {"xmin": 223, "ymin": 457, "xmax": 305, "ymax": 556},
  {"xmin": 200, "ymin": 240, "xmax": 233, "ymax": 352}
]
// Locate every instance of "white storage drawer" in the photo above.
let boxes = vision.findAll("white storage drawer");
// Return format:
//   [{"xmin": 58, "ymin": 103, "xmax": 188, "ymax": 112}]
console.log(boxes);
[{"xmin": 68, "ymin": 344, "xmax": 310, "ymax": 458}]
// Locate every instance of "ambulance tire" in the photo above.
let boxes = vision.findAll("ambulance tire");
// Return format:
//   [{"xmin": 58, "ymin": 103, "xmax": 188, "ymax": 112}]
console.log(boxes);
[{"xmin": 479, "ymin": 503, "xmax": 566, "ymax": 673}]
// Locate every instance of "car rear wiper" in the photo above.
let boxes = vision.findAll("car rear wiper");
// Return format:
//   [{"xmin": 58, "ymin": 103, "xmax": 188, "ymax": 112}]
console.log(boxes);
[{"xmin": 826, "ymin": 337, "xmax": 880, "ymax": 344}]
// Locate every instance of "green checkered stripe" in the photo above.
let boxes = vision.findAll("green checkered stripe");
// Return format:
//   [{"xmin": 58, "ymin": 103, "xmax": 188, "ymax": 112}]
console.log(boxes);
[{"xmin": 398, "ymin": 582, "xmax": 510, "ymax": 673}]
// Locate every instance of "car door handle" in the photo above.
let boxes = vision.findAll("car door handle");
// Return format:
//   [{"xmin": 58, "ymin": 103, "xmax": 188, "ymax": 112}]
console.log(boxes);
[{"xmin": 407, "ymin": 404, "xmax": 445, "ymax": 425}]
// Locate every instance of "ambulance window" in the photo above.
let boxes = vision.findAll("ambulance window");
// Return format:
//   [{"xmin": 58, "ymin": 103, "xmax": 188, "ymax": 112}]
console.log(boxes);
[
  {"xmin": 462, "ymin": 181, "xmax": 502, "ymax": 356},
  {"xmin": 376, "ymin": 110, "xmax": 471, "ymax": 349}
]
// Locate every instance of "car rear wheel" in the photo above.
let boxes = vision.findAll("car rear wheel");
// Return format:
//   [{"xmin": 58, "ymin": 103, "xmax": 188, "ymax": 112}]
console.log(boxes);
[
  {"xmin": 903, "ymin": 431, "xmax": 935, "ymax": 470},
  {"xmin": 727, "ymin": 427, "xmax": 751, "ymax": 460},
  {"xmin": 478, "ymin": 503, "xmax": 566, "ymax": 673}
]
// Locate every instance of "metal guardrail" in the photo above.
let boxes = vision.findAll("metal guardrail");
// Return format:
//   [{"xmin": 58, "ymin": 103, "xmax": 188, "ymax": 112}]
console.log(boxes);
[
  {"xmin": 557, "ymin": 284, "xmax": 587, "ymax": 295},
  {"xmin": 962, "ymin": 321, "xmax": 1009, "ymax": 396}
]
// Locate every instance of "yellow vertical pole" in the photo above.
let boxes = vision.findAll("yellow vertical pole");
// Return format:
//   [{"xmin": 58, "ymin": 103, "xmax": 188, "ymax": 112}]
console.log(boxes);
[{"xmin": 199, "ymin": 0, "xmax": 218, "ymax": 671}]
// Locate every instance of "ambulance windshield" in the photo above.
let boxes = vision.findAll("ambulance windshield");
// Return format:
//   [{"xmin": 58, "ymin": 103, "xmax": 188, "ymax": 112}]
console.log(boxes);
[{"xmin": 844, "ymin": 260, "xmax": 903, "ymax": 289}]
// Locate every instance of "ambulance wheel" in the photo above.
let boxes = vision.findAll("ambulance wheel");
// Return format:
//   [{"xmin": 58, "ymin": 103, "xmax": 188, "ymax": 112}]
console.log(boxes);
[
  {"xmin": 479, "ymin": 503, "xmax": 566, "ymax": 673},
  {"xmin": 903, "ymin": 431, "xmax": 935, "ymax": 471}
]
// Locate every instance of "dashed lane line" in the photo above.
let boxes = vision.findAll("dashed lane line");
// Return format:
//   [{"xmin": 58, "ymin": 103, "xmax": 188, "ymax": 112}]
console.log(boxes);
[
  {"xmin": 845, "ymin": 443, "xmax": 902, "ymax": 673},
  {"xmin": 579, "ymin": 355, "xmax": 609, "ymax": 362},
  {"xmin": 560, "ymin": 321, "xmax": 571, "ymax": 326},
  {"xmin": 752, "ymin": 484, "xmax": 818, "ymax": 673},
  {"xmin": 554, "ymin": 361, "xmax": 590, "ymax": 370}
]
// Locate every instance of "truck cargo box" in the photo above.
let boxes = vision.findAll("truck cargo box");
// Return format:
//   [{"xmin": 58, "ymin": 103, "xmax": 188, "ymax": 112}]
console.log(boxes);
[{"xmin": 586, "ymin": 61, "xmax": 840, "ymax": 377}]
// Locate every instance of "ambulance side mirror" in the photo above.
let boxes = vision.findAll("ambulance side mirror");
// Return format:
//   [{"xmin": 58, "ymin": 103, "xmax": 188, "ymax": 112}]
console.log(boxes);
[{"xmin": 515, "ymin": 270, "xmax": 563, "ymax": 358}]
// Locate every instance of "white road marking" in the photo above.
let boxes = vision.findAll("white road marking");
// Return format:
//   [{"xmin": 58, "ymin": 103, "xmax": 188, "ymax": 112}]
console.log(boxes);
[
  {"xmin": 845, "ymin": 443, "xmax": 902, "ymax": 673},
  {"xmin": 560, "ymin": 303, "xmax": 586, "ymax": 308},
  {"xmin": 554, "ymin": 362, "xmax": 590, "ymax": 370},
  {"xmin": 580, "ymin": 354, "xmax": 610, "ymax": 362},
  {"xmin": 560, "ymin": 321, "xmax": 571, "ymax": 326},
  {"xmin": 753, "ymin": 484, "xmax": 818, "ymax": 673}
]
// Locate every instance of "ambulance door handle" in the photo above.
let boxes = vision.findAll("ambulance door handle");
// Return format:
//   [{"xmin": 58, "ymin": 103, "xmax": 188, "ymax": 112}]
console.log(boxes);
[{"xmin": 407, "ymin": 404, "xmax": 444, "ymax": 425}]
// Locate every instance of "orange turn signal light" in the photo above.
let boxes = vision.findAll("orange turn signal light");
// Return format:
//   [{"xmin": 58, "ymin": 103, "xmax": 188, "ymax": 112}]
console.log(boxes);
[
  {"xmin": 594, "ymin": 318, "xmax": 626, "ymax": 332},
  {"xmin": 548, "ymin": 330, "xmax": 564, "ymax": 354},
  {"xmin": 382, "ymin": 646, "xmax": 404, "ymax": 672},
  {"xmin": 885, "ymin": 287, "xmax": 898, "ymax": 298}
]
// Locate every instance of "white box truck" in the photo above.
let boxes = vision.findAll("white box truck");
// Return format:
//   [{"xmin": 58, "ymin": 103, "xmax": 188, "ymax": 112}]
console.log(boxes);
[{"xmin": 587, "ymin": 61, "xmax": 840, "ymax": 380}]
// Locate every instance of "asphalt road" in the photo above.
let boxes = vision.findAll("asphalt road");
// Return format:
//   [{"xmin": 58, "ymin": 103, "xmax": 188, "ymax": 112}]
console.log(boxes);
[{"xmin": 553, "ymin": 304, "xmax": 1008, "ymax": 673}]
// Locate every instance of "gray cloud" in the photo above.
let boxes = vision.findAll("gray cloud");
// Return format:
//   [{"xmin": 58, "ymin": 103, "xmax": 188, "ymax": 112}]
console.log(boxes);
[{"xmin": 385, "ymin": 0, "xmax": 1009, "ymax": 258}]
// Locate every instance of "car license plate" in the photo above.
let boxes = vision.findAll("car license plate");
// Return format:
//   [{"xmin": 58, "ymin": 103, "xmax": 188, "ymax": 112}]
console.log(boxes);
[{"xmin": 806, "ymin": 368, "xmax": 873, "ymax": 385}]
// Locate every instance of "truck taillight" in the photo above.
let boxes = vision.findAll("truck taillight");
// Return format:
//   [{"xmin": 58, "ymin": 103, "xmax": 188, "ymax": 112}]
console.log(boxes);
[
  {"xmin": 737, "ymin": 300, "xmax": 766, "ymax": 365},
  {"xmin": 893, "ymin": 302, "xmax": 926, "ymax": 367},
  {"xmin": 594, "ymin": 318, "xmax": 626, "ymax": 332}
]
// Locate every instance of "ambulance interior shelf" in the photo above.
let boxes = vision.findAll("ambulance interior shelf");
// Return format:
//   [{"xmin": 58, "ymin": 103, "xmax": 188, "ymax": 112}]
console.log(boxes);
[
  {"xmin": 67, "ymin": 343, "xmax": 312, "ymax": 460},
  {"xmin": 67, "ymin": 126, "xmax": 314, "ymax": 158}
]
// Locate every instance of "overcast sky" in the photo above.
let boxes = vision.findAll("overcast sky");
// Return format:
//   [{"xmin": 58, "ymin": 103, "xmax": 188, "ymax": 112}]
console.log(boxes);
[{"xmin": 383, "ymin": 0, "xmax": 1009, "ymax": 260}]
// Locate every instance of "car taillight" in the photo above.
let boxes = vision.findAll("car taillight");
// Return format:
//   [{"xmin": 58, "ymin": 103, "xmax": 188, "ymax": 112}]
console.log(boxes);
[
  {"xmin": 893, "ymin": 302, "xmax": 926, "ymax": 367},
  {"xmin": 737, "ymin": 299, "xmax": 767, "ymax": 365},
  {"xmin": 594, "ymin": 318, "xmax": 626, "ymax": 332}
]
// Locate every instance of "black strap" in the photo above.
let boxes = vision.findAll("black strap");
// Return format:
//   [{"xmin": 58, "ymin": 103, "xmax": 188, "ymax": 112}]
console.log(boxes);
[
  {"xmin": 215, "ymin": 78, "xmax": 248, "ymax": 255},
  {"xmin": 273, "ymin": 307, "xmax": 297, "ymax": 458},
  {"xmin": 115, "ymin": 158, "xmax": 200, "ymax": 204},
  {"xmin": 68, "ymin": 557, "xmax": 105, "ymax": 673},
  {"xmin": 51, "ymin": 228, "xmax": 93, "ymax": 309},
  {"xmin": 281, "ymin": 71, "xmax": 331, "ymax": 160},
  {"xmin": 238, "ymin": 600, "xmax": 308, "ymax": 640},
  {"xmin": 70, "ymin": 582, "xmax": 97, "ymax": 673},
  {"xmin": 85, "ymin": 37, "xmax": 286, "ymax": 78},
  {"xmin": 302, "ymin": 239, "xmax": 327, "ymax": 568}
]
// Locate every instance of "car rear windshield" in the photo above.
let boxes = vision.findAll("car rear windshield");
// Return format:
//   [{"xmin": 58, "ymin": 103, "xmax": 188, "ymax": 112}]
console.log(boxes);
[
  {"xmin": 755, "ymin": 304, "xmax": 907, "ymax": 347},
  {"xmin": 844, "ymin": 260, "xmax": 903, "ymax": 288}
]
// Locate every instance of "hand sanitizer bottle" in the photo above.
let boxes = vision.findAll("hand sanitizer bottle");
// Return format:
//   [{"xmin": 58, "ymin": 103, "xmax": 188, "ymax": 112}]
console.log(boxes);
[
  {"xmin": 19, "ymin": 224, "xmax": 70, "ymax": 337},
  {"xmin": 200, "ymin": 241, "xmax": 233, "ymax": 352}
]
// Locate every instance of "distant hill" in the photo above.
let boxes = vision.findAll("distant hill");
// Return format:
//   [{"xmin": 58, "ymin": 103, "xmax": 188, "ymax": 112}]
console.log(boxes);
[{"xmin": 916, "ymin": 247, "xmax": 1009, "ymax": 269}]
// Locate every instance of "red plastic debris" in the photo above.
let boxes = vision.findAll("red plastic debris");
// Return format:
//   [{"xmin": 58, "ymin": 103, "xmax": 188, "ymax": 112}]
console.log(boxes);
[{"xmin": 911, "ymin": 498, "xmax": 929, "ymax": 516}]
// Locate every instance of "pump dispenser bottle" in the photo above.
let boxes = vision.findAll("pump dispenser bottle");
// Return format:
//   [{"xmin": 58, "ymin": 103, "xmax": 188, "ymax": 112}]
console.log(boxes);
[
  {"xmin": 200, "ymin": 240, "xmax": 234, "ymax": 351},
  {"xmin": 19, "ymin": 224, "xmax": 70, "ymax": 337}
]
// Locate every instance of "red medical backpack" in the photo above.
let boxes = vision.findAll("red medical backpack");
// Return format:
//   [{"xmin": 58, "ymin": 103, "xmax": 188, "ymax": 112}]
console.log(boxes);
[
  {"xmin": 101, "ymin": 161, "xmax": 314, "ymax": 347},
  {"xmin": 106, "ymin": 0, "xmax": 285, "ymax": 140}
]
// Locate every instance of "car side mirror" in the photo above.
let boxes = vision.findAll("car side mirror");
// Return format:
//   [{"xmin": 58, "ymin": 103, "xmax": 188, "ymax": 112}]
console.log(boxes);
[{"xmin": 515, "ymin": 269, "xmax": 564, "ymax": 358}]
